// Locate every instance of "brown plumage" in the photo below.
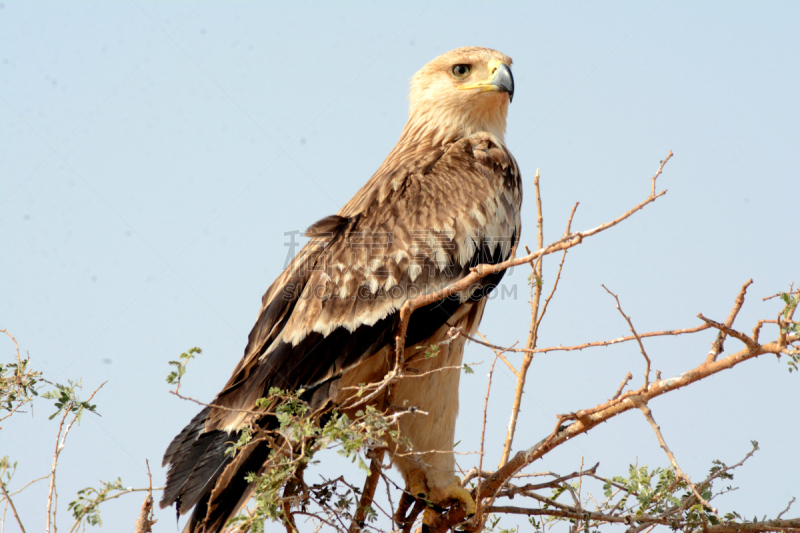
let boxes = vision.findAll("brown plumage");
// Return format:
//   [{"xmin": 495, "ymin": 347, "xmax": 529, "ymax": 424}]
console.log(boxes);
[{"xmin": 161, "ymin": 46, "xmax": 522, "ymax": 532}]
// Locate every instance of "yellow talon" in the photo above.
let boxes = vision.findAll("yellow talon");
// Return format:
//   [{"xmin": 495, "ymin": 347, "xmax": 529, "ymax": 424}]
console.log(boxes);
[
  {"xmin": 429, "ymin": 476, "xmax": 476, "ymax": 517},
  {"xmin": 422, "ymin": 505, "xmax": 439, "ymax": 527},
  {"xmin": 409, "ymin": 473, "xmax": 476, "ymax": 530}
]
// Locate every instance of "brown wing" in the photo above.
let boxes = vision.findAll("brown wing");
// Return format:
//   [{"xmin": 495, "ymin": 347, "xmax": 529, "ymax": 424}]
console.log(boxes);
[{"xmin": 160, "ymin": 132, "xmax": 522, "ymax": 530}]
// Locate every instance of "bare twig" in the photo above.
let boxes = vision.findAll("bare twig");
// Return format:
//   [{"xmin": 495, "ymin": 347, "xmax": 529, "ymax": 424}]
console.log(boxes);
[
  {"xmin": 535, "ymin": 202, "xmax": 577, "ymax": 333},
  {"xmin": 527, "ymin": 324, "xmax": 712, "ymax": 354},
  {"xmin": 7, "ymin": 476, "xmax": 48, "ymax": 498},
  {"xmin": 474, "ymin": 354, "xmax": 500, "ymax": 526},
  {"xmin": 611, "ymin": 372, "xmax": 633, "ymax": 401},
  {"xmin": 133, "ymin": 460, "xmax": 157, "ymax": 533},
  {"xmin": 651, "ymin": 151, "xmax": 673, "ymax": 195},
  {"xmin": 707, "ymin": 280, "xmax": 753, "ymax": 362},
  {"xmin": 484, "ymin": 505, "xmax": 670, "ymax": 527},
  {"xmin": 496, "ymin": 462, "xmax": 598, "ymax": 497},
  {"xmin": 170, "ymin": 390, "xmax": 265, "ymax": 416},
  {"xmin": 778, "ymin": 498, "xmax": 796, "ymax": 520},
  {"xmin": 46, "ymin": 404, "xmax": 70, "ymax": 533},
  {"xmin": 698, "ymin": 314, "xmax": 759, "ymax": 350},
  {"xmin": 603, "ymin": 285, "xmax": 651, "ymax": 388},
  {"xmin": 0, "ymin": 481, "xmax": 25, "ymax": 533},
  {"xmin": 476, "ymin": 332, "xmax": 518, "ymax": 377},
  {"xmin": 500, "ymin": 172, "xmax": 544, "ymax": 469},
  {"xmin": 500, "ymin": 175, "xmax": 578, "ymax": 467},
  {"xmin": 637, "ymin": 401, "xmax": 719, "ymax": 518}
]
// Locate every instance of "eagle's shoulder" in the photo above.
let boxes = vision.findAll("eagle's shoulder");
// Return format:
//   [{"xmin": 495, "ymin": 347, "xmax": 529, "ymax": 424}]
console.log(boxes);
[
  {"xmin": 344, "ymin": 132, "xmax": 520, "ymax": 217},
  {"xmin": 458, "ymin": 132, "xmax": 521, "ymax": 191}
]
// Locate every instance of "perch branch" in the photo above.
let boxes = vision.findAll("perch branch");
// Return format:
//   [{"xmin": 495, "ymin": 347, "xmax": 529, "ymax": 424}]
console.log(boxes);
[{"xmin": 430, "ymin": 284, "xmax": 796, "ymax": 531}]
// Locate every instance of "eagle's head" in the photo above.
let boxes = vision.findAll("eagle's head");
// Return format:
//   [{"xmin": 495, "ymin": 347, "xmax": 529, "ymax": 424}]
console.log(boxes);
[{"xmin": 408, "ymin": 47, "xmax": 514, "ymax": 143}]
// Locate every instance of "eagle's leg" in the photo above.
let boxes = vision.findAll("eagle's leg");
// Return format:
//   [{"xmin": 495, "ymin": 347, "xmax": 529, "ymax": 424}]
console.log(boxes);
[
  {"xmin": 422, "ymin": 476, "xmax": 476, "ymax": 526},
  {"xmin": 407, "ymin": 468, "xmax": 428, "ymax": 498},
  {"xmin": 393, "ymin": 302, "xmax": 486, "ymax": 526},
  {"xmin": 405, "ymin": 469, "xmax": 475, "ymax": 517},
  {"xmin": 400, "ymin": 470, "xmax": 475, "ymax": 529},
  {"xmin": 428, "ymin": 476, "xmax": 475, "ymax": 515}
]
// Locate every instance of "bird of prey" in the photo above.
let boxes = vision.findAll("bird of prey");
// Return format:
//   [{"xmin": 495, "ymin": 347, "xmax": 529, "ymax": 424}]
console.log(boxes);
[{"xmin": 161, "ymin": 46, "xmax": 521, "ymax": 532}]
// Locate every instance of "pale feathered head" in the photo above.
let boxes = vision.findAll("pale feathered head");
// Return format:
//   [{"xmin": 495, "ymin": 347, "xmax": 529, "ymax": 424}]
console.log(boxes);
[{"xmin": 408, "ymin": 47, "xmax": 514, "ymax": 143}]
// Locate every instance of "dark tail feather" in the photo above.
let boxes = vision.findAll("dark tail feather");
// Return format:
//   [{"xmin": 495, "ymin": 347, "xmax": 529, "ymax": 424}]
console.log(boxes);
[
  {"xmin": 161, "ymin": 407, "xmax": 233, "ymax": 513},
  {"xmin": 172, "ymin": 431, "xmax": 232, "ymax": 513},
  {"xmin": 161, "ymin": 408, "xmax": 278, "ymax": 533},
  {"xmin": 163, "ymin": 407, "xmax": 211, "ymax": 467},
  {"xmin": 188, "ymin": 437, "xmax": 273, "ymax": 532}
]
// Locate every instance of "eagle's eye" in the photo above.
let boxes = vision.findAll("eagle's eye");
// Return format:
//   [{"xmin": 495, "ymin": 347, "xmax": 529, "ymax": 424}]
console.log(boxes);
[{"xmin": 451, "ymin": 64, "xmax": 471, "ymax": 78}]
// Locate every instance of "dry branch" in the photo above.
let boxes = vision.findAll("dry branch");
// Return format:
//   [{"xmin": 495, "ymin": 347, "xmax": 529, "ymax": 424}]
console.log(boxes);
[
  {"xmin": 133, "ymin": 460, "xmax": 157, "ymax": 533},
  {"xmin": 429, "ymin": 283, "xmax": 798, "ymax": 531},
  {"xmin": 603, "ymin": 285, "xmax": 652, "ymax": 387},
  {"xmin": 500, "ymin": 171, "xmax": 548, "ymax": 468},
  {"xmin": 0, "ymin": 479, "xmax": 26, "ymax": 533},
  {"xmin": 611, "ymin": 372, "xmax": 633, "ymax": 401},
  {"xmin": 348, "ymin": 449, "xmax": 385, "ymax": 533},
  {"xmin": 475, "ymin": 354, "xmax": 500, "ymax": 524},
  {"xmin": 638, "ymin": 402, "xmax": 719, "ymax": 518}
]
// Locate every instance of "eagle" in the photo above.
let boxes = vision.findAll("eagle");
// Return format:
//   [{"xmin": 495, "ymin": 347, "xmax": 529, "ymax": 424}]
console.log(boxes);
[{"xmin": 161, "ymin": 46, "xmax": 522, "ymax": 532}]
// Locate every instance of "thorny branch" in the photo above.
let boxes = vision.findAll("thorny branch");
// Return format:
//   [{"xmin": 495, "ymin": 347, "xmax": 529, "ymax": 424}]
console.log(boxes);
[
  {"xmin": 430, "ymin": 295, "xmax": 799, "ymax": 532},
  {"xmin": 475, "ymin": 354, "xmax": 500, "ymax": 524},
  {"xmin": 463, "ymin": 323, "xmax": 714, "ymax": 356},
  {"xmin": 603, "ymin": 285, "xmax": 652, "ymax": 388},
  {"xmin": 0, "ymin": 477, "xmax": 26, "ymax": 533},
  {"xmin": 611, "ymin": 372, "xmax": 633, "ymax": 401},
  {"xmin": 638, "ymin": 402, "xmax": 719, "ymax": 518},
  {"xmin": 337, "ymin": 152, "xmax": 798, "ymax": 533},
  {"xmin": 500, "ymin": 169, "xmax": 547, "ymax": 468}
]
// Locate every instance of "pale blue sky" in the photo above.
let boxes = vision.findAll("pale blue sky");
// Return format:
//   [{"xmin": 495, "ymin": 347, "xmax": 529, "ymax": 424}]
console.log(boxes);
[{"xmin": 2, "ymin": 1, "xmax": 798, "ymax": 531}]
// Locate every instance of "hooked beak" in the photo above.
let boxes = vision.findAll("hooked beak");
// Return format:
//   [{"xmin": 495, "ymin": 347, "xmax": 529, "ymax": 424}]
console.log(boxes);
[{"xmin": 458, "ymin": 60, "xmax": 514, "ymax": 102}]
